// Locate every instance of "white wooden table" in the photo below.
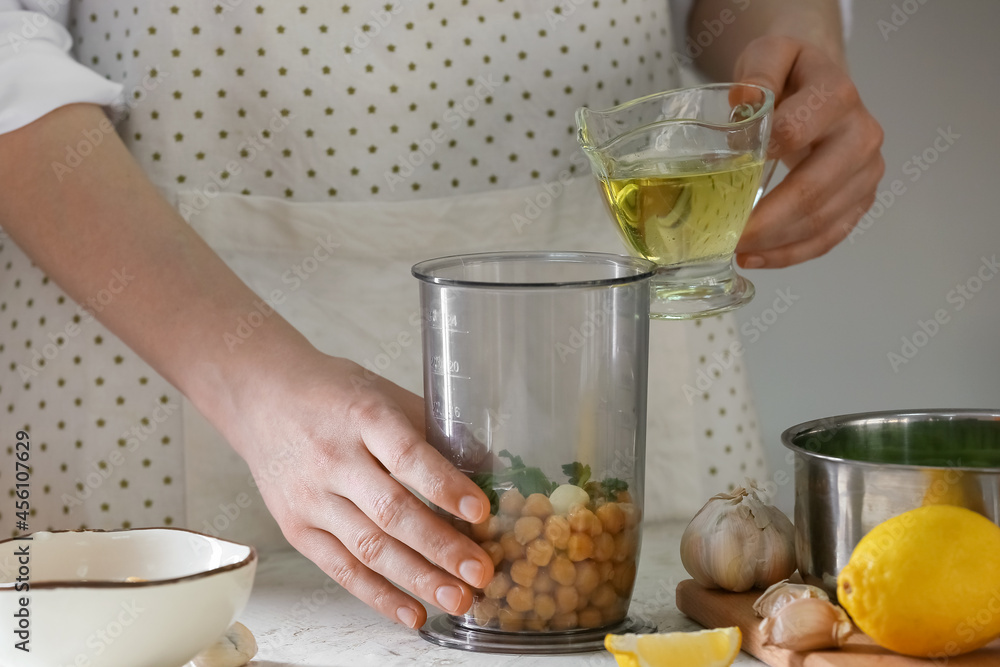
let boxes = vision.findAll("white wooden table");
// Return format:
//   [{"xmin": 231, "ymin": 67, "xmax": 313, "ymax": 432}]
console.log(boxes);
[{"xmin": 235, "ymin": 520, "xmax": 764, "ymax": 667}]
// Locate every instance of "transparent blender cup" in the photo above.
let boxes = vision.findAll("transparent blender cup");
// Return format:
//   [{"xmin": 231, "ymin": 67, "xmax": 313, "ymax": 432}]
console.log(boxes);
[{"xmin": 412, "ymin": 251, "xmax": 658, "ymax": 654}]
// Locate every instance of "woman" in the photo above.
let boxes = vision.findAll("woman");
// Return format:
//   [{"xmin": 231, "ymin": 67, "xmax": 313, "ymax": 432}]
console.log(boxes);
[{"xmin": 0, "ymin": 0, "xmax": 882, "ymax": 628}]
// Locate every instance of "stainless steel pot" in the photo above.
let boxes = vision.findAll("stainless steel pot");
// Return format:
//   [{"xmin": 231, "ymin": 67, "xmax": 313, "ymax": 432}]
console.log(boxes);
[{"xmin": 782, "ymin": 409, "xmax": 1000, "ymax": 595}]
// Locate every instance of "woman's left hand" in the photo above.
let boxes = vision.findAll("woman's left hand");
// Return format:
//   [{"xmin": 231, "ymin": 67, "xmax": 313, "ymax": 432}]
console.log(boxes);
[{"xmin": 733, "ymin": 35, "xmax": 885, "ymax": 269}]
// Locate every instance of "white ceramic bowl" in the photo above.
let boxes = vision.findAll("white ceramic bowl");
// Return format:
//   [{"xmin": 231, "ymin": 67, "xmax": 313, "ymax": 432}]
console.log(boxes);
[{"xmin": 0, "ymin": 528, "xmax": 257, "ymax": 667}]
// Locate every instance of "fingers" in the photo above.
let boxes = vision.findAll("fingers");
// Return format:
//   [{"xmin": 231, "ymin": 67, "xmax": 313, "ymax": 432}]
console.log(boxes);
[
  {"xmin": 734, "ymin": 34, "xmax": 801, "ymax": 105},
  {"xmin": 738, "ymin": 204, "xmax": 870, "ymax": 269},
  {"xmin": 318, "ymin": 494, "xmax": 481, "ymax": 615},
  {"xmin": 735, "ymin": 36, "xmax": 861, "ymax": 159},
  {"xmin": 290, "ymin": 526, "xmax": 428, "ymax": 629},
  {"xmin": 738, "ymin": 144, "xmax": 884, "ymax": 256},
  {"xmin": 730, "ymin": 32, "xmax": 884, "ymax": 268},
  {"xmin": 766, "ymin": 56, "xmax": 858, "ymax": 158},
  {"xmin": 349, "ymin": 399, "xmax": 491, "ymax": 525},
  {"xmin": 371, "ymin": 379, "xmax": 427, "ymax": 436},
  {"xmin": 332, "ymin": 456, "xmax": 494, "ymax": 587}
]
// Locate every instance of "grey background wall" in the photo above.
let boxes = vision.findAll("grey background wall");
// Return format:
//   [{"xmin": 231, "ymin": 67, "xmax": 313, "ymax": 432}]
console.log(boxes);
[{"xmin": 727, "ymin": 0, "xmax": 1000, "ymax": 511}]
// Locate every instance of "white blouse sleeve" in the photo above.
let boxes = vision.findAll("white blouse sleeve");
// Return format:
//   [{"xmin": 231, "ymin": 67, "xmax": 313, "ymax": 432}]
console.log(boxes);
[
  {"xmin": 0, "ymin": 0, "xmax": 123, "ymax": 135},
  {"xmin": 670, "ymin": 0, "xmax": 855, "ymax": 56}
]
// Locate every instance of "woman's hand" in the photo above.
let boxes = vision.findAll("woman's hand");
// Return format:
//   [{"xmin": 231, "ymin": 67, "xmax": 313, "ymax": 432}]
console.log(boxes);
[
  {"xmin": 733, "ymin": 35, "xmax": 885, "ymax": 268},
  {"xmin": 225, "ymin": 347, "xmax": 495, "ymax": 629}
]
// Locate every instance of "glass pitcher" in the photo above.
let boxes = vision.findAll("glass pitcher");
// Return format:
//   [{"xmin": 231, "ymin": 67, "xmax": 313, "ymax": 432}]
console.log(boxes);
[
  {"xmin": 413, "ymin": 251, "xmax": 657, "ymax": 654},
  {"xmin": 576, "ymin": 83, "xmax": 775, "ymax": 320}
]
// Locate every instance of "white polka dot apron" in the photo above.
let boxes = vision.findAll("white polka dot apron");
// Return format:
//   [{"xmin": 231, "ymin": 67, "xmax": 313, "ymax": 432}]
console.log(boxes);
[{"xmin": 0, "ymin": 1, "xmax": 766, "ymax": 550}]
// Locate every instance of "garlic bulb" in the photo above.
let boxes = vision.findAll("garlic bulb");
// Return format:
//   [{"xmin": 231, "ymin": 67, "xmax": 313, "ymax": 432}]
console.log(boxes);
[
  {"xmin": 680, "ymin": 478, "xmax": 796, "ymax": 592},
  {"xmin": 192, "ymin": 622, "xmax": 258, "ymax": 667},
  {"xmin": 753, "ymin": 579, "xmax": 829, "ymax": 618},
  {"xmin": 759, "ymin": 597, "xmax": 854, "ymax": 651}
]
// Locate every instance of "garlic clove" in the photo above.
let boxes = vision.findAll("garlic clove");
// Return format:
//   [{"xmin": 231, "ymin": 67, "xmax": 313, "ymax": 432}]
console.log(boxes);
[
  {"xmin": 753, "ymin": 580, "xmax": 829, "ymax": 618},
  {"xmin": 759, "ymin": 597, "xmax": 854, "ymax": 651},
  {"xmin": 549, "ymin": 483, "xmax": 591, "ymax": 516},
  {"xmin": 192, "ymin": 622, "xmax": 258, "ymax": 667}
]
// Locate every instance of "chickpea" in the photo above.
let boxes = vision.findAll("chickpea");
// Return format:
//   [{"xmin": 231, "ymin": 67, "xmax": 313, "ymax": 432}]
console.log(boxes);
[
  {"xmin": 611, "ymin": 561, "xmax": 637, "ymax": 596},
  {"xmin": 484, "ymin": 572, "xmax": 512, "ymax": 600},
  {"xmin": 533, "ymin": 593, "xmax": 557, "ymax": 621},
  {"xmin": 616, "ymin": 490, "xmax": 633, "ymax": 504},
  {"xmin": 472, "ymin": 598, "xmax": 499, "ymax": 626},
  {"xmin": 590, "ymin": 582, "xmax": 617, "ymax": 610},
  {"xmin": 595, "ymin": 502, "xmax": 625, "ymax": 535},
  {"xmin": 525, "ymin": 615, "xmax": 548, "ymax": 632},
  {"xmin": 533, "ymin": 568, "xmax": 556, "ymax": 594},
  {"xmin": 506, "ymin": 585, "xmax": 535, "ymax": 613},
  {"xmin": 567, "ymin": 533, "xmax": 594, "ymax": 562},
  {"xmin": 498, "ymin": 607, "xmax": 524, "ymax": 632},
  {"xmin": 521, "ymin": 493, "xmax": 554, "ymax": 519},
  {"xmin": 620, "ymin": 502, "xmax": 640, "ymax": 528},
  {"xmin": 597, "ymin": 560, "xmax": 614, "ymax": 583},
  {"xmin": 510, "ymin": 558, "xmax": 538, "ymax": 587},
  {"xmin": 569, "ymin": 507, "xmax": 597, "ymax": 534},
  {"xmin": 479, "ymin": 540, "xmax": 504, "ymax": 568},
  {"xmin": 550, "ymin": 611, "xmax": 579, "ymax": 631},
  {"xmin": 470, "ymin": 514, "xmax": 500, "ymax": 542},
  {"xmin": 499, "ymin": 488, "xmax": 526, "ymax": 516},
  {"xmin": 555, "ymin": 585, "xmax": 579, "ymax": 614},
  {"xmin": 592, "ymin": 532, "xmax": 614, "ymax": 562},
  {"xmin": 612, "ymin": 530, "xmax": 637, "ymax": 563},
  {"xmin": 514, "ymin": 516, "xmax": 544, "ymax": 545},
  {"xmin": 576, "ymin": 592, "xmax": 591, "ymax": 611},
  {"xmin": 526, "ymin": 537, "xmax": 554, "ymax": 567},
  {"xmin": 549, "ymin": 555, "xmax": 576, "ymax": 586},
  {"xmin": 578, "ymin": 607, "xmax": 604, "ymax": 628},
  {"xmin": 574, "ymin": 560, "xmax": 601, "ymax": 595},
  {"xmin": 543, "ymin": 515, "xmax": 571, "ymax": 550},
  {"xmin": 497, "ymin": 513, "xmax": 516, "ymax": 534},
  {"xmin": 500, "ymin": 532, "xmax": 525, "ymax": 561}
]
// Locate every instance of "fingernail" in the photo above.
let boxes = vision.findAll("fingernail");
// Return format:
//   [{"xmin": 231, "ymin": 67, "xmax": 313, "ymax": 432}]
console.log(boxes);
[
  {"xmin": 396, "ymin": 606, "xmax": 418, "ymax": 628},
  {"xmin": 435, "ymin": 585, "xmax": 463, "ymax": 613},
  {"xmin": 459, "ymin": 559, "xmax": 485, "ymax": 587},
  {"xmin": 743, "ymin": 255, "xmax": 765, "ymax": 269},
  {"xmin": 459, "ymin": 495, "xmax": 484, "ymax": 523}
]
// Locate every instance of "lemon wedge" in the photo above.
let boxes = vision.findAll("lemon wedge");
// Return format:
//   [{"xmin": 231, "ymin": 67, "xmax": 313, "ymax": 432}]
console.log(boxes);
[{"xmin": 605, "ymin": 627, "xmax": 742, "ymax": 667}]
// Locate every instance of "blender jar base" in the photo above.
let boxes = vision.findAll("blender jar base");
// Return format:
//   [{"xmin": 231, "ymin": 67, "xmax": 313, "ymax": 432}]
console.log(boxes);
[{"xmin": 419, "ymin": 614, "xmax": 657, "ymax": 654}]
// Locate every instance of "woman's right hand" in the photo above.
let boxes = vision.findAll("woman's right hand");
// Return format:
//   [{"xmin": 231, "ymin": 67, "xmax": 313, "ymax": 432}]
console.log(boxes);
[
  {"xmin": 221, "ymin": 345, "xmax": 495, "ymax": 629},
  {"xmin": 0, "ymin": 103, "xmax": 493, "ymax": 629}
]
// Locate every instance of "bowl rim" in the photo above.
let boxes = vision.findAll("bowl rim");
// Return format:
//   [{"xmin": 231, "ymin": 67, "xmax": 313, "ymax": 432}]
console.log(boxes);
[
  {"xmin": 0, "ymin": 527, "xmax": 257, "ymax": 590},
  {"xmin": 780, "ymin": 408, "xmax": 1000, "ymax": 472}
]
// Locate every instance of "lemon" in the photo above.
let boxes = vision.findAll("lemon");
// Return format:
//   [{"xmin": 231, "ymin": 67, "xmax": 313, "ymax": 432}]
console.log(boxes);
[
  {"xmin": 838, "ymin": 505, "xmax": 1000, "ymax": 658},
  {"xmin": 605, "ymin": 627, "xmax": 741, "ymax": 667}
]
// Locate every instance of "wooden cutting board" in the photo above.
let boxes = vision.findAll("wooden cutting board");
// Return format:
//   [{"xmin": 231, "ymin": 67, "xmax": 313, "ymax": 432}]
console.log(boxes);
[{"xmin": 675, "ymin": 579, "xmax": 1000, "ymax": 666}]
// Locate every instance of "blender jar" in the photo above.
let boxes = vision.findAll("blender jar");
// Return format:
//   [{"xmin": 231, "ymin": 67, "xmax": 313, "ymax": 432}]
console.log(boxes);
[{"xmin": 412, "ymin": 251, "xmax": 657, "ymax": 654}]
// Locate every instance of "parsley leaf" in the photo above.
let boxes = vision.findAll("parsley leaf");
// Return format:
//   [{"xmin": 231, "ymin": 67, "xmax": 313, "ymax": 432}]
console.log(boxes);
[
  {"xmin": 494, "ymin": 449, "xmax": 556, "ymax": 497},
  {"xmin": 600, "ymin": 477, "xmax": 629, "ymax": 501},
  {"xmin": 561, "ymin": 461, "xmax": 592, "ymax": 487}
]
